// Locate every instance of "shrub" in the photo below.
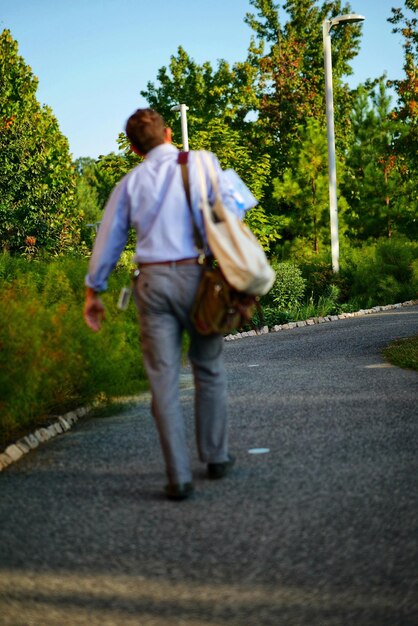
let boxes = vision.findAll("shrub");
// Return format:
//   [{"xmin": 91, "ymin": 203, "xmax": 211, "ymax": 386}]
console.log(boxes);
[
  {"xmin": 290, "ymin": 284, "xmax": 341, "ymax": 319},
  {"xmin": 0, "ymin": 254, "xmax": 147, "ymax": 447},
  {"xmin": 263, "ymin": 260, "xmax": 306, "ymax": 309},
  {"xmin": 344, "ymin": 238, "xmax": 418, "ymax": 307},
  {"xmin": 412, "ymin": 259, "xmax": 418, "ymax": 295},
  {"xmin": 298, "ymin": 258, "xmax": 350, "ymax": 305}
]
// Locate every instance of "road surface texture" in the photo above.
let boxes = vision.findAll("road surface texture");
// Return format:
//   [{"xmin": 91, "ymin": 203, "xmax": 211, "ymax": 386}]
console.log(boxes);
[{"xmin": 0, "ymin": 306, "xmax": 417, "ymax": 626}]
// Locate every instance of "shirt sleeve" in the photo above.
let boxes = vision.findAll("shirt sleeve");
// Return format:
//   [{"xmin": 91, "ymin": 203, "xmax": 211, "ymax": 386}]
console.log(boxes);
[{"xmin": 85, "ymin": 177, "xmax": 131, "ymax": 292}]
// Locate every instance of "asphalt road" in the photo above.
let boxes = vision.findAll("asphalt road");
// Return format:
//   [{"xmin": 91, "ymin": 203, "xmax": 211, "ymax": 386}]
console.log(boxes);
[{"xmin": 0, "ymin": 306, "xmax": 417, "ymax": 626}]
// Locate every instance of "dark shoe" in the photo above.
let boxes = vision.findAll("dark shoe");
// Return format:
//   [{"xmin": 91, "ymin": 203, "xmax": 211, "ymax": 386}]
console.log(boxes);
[
  {"xmin": 164, "ymin": 482, "xmax": 194, "ymax": 501},
  {"xmin": 207, "ymin": 455, "xmax": 235, "ymax": 480}
]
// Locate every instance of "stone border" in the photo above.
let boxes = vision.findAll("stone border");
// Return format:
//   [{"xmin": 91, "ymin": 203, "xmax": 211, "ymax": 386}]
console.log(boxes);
[
  {"xmin": 0, "ymin": 406, "xmax": 93, "ymax": 472},
  {"xmin": 224, "ymin": 299, "xmax": 418, "ymax": 341},
  {"xmin": 1, "ymin": 299, "xmax": 417, "ymax": 472}
]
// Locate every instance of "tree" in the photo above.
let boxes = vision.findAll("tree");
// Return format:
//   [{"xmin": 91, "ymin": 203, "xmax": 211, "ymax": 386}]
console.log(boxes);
[
  {"xmin": 388, "ymin": 0, "xmax": 418, "ymax": 167},
  {"xmin": 244, "ymin": 0, "xmax": 364, "ymax": 171},
  {"xmin": 94, "ymin": 133, "xmax": 142, "ymax": 202},
  {"xmin": 0, "ymin": 29, "xmax": 78, "ymax": 255},
  {"xmin": 387, "ymin": 0, "xmax": 418, "ymax": 236},
  {"xmin": 343, "ymin": 80, "xmax": 416, "ymax": 240},
  {"xmin": 141, "ymin": 46, "xmax": 259, "ymax": 141},
  {"xmin": 74, "ymin": 158, "xmax": 103, "ymax": 248},
  {"xmin": 273, "ymin": 118, "xmax": 343, "ymax": 255}
]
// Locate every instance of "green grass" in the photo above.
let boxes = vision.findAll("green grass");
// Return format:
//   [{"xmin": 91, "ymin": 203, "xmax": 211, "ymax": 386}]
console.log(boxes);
[{"xmin": 382, "ymin": 335, "xmax": 418, "ymax": 371}]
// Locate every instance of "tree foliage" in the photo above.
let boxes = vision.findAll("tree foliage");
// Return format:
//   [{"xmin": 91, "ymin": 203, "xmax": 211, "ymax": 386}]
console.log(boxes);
[
  {"xmin": 273, "ymin": 118, "xmax": 349, "ymax": 255},
  {"xmin": 388, "ymin": 0, "xmax": 418, "ymax": 169},
  {"xmin": 244, "ymin": 0, "xmax": 363, "ymax": 169},
  {"xmin": 0, "ymin": 30, "xmax": 79, "ymax": 255},
  {"xmin": 342, "ymin": 80, "xmax": 416, "ymax": 240},
  {"xmin": 141, "ymin": 46, "xmax": 259, "ymax": 138}
]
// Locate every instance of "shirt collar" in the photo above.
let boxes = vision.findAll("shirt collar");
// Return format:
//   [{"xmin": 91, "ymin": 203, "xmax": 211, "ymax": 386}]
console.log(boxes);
[{"xmin": 146, "ymin": 143, "xmax": 178, "ymax": 161}]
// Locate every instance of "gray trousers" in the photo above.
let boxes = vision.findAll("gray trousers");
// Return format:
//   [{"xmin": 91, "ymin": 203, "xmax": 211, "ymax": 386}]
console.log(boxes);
[{"xmin": 133, "ymin": 264, "xmax": 228, "ymax": 484}]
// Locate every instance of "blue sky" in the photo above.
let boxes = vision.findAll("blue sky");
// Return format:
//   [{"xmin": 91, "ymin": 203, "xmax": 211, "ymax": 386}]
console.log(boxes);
[{"xmin": 1, "ymin": 0, "xmax": 411, "ymax": 159}]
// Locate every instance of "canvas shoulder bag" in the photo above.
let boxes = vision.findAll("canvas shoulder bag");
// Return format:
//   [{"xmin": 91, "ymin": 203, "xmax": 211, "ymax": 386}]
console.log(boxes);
[
  {"xmin": 178, "ymin": 152, "xmax": 262, "ymax": 336},
  {"xmin": 195, "ymin": 151, "xmax": 275, "ymax": 296}
]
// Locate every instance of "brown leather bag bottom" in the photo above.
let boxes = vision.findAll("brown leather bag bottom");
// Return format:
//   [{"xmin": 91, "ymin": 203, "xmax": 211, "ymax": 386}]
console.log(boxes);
[{"xmin": 191, "ymin": 267, "xmax": 258, "ymax": 336}]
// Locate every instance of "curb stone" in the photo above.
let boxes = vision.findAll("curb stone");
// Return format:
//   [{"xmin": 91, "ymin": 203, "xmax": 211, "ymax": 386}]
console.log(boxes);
[
  {"xmin": 4, "ymin": 444, "xmax": 24, "ymax": 462},
  {"xmin": 225, "ymin": 299, "xmax": 418, "ymax": 341},
  {"xmin": 23, "ymin": 434, "xmax": 39, "ymax": 450},
  {"xmin": 15, "ymin": 440, "xmax": 31, "ymax": 454},
  {"xmin": 1, "ymin": 300, "xmax": 417, "ymax": 472},
  {"xmin": 0, "ymin": 406, "xmax": 93, "ymax": 472},
  {"xmin": 0, "ymin": 453, "xmax": 13, "ymax": 468}
]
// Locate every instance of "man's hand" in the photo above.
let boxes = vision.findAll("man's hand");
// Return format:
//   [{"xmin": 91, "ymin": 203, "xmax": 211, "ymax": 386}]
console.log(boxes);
[{"xmin": 84, "ymin": 287, "xmax": 106, "ymax": 332}]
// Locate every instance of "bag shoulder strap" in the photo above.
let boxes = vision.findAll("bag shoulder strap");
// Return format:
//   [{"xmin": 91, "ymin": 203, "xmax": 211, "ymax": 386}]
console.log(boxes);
[
  {"xmin": 178, "ymin": 151, "xmax": 192, "ymax": 208},
  {"xmin": 195, "ymin": 151, "xmax": 225, "ymax": 224},
  {"xmin": 178, "ymin": 151, "xmax": 205, "ymax": 255},
  {"xmin": 201, "ymin": 151, "xmax": 220, "ymax": 198}
]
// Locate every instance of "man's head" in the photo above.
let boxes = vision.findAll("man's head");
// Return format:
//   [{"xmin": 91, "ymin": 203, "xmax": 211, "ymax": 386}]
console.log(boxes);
[{"xmin": 125, "ymin": 108, "xmax": 168, "ymax": 155}]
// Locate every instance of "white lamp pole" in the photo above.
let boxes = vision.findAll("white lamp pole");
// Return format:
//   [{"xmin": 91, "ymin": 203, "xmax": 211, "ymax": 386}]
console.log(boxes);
[
  {"xmin": 170, "ymin": 103, "xmax": 189, "ymax": 151},
  {"xmin": 322, "ymin": 13, "xmax": 365, "ymax": 272}
]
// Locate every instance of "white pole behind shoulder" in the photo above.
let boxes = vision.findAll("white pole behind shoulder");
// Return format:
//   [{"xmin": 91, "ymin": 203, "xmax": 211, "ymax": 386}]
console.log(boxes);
[{"xmin": 179, "ymin": 104, "xmax": 189, "ymax": 152}]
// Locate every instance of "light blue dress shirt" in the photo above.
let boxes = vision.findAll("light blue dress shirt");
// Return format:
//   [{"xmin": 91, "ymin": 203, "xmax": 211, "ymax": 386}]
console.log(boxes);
[{"xmin": 85, "ymin": 144, "xmax": 257, "ymax": 292}]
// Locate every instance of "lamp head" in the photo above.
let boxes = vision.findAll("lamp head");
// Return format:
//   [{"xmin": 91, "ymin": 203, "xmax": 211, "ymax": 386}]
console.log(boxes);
[
  {"xmin": 170, "ymin": 104, "xmax": 189, "ymax": 112},
  {"xmin": 329, "ymin": 13, "xmax": 365, "ymax": 29}
]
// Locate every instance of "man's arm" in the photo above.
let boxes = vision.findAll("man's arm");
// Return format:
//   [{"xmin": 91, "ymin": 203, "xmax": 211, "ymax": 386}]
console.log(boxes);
[
  {"xmin": 85, "ymin": 180, "xmax": 130, "ymax": 292},
  {"xmin": 83, "ymin": 177, "xmax": 131, "ymax": 332}
]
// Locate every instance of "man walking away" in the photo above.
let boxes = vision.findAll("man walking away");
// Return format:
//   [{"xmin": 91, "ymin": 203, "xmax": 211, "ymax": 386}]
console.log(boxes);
[{"xmin": 84, "ymin": 108, "xmax": 256, "ymax": 500}]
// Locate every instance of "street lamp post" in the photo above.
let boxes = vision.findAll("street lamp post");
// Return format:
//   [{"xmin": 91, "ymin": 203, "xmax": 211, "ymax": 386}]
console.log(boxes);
[
  {"xmin": 323, "ymin": 13, "xmax": 365, "ymax": 272},
  {"xmin": 171, "ymin": 103, "xmax": 189, "ymax": 151}
]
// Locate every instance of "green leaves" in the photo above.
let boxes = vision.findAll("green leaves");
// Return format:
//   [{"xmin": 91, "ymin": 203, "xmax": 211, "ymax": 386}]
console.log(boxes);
[
  {"xmin": 342, "ymin": 79, "xmax": 417, "ymax": 241},
  {"xmin": 387, "ymin": 2, "xmax": 418, "ymax": 171},
  {"xmin": 0, "ymin": 30, "xmax": 78, "ymax": 255},
  {"xmin": 273, "ymin": 118, "xmax": 333, "ymax": 254}
]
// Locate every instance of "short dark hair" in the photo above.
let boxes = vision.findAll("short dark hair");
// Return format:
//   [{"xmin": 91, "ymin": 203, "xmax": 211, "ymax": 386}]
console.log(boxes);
[{"xmin": 125, "ymin": 108, "xmax": 166, "ymax": 154}]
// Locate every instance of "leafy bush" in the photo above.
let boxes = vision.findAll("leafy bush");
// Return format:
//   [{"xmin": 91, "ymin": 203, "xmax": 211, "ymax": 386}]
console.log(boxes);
[
  {"xmin": 262, "ymin": 260, "xmax": 306, "ymax": 309},
  {"xmin": 298, "ymin": 258, "xmax": 350, "ymax": 305},
  {"xmin": 412, "ymin": 259, "xmax": 418, "ymax": 294},
  {"xmin": 343, "ymin": 237, "xmax": 418, "ymax": 307},
  {"xmin": 290, "ymin": 284, "xmax": 341, "ymax": 319},
  {"xmin": 0, "ymin": 254, "xmax": 147, "ymax": 447}
]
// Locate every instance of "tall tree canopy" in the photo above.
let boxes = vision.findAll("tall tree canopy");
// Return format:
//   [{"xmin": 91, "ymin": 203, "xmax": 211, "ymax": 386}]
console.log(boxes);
[
  {"xmin": 388, "ymin": 0, "xmax": 418, "ymax": 169},
  {"xmin": 244, "ymin": 0, "xmax": 363, "ymax": 167},
  {"xmin": 242, "ymin": 0, "xmax": 365, "ymax": 254},
  {"xmin": 273, "ymin": 118, "xmax": 338, "ymax": 255},
  {"xmin": 0, "ymin": 29, "xmax": 78, "ymax": 254},
  {"xmin": 342, "ymin": 81, "xmax": 414, "ymax": 240}
]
